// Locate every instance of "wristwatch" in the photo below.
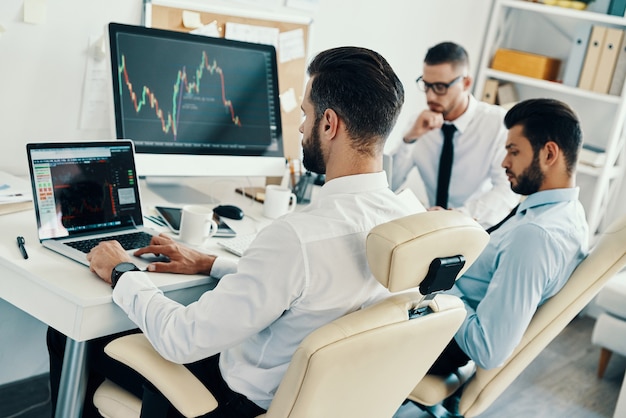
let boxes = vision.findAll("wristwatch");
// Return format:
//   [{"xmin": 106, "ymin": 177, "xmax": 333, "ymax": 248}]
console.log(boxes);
[{"xmin": 111, "ymin": 262, "xmax": 140, "ymax": 289}]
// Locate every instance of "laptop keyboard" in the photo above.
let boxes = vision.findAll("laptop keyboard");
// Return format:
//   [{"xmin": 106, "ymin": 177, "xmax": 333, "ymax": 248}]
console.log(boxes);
[{"xmin": 65, "ymin": 232, "xmax": 154, "ymax": 254}]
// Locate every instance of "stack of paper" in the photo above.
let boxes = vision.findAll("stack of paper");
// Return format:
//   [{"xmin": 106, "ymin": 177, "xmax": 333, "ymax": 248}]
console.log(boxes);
[{"xmin": 0, "ymin": 171, "xmax": 33, "ymax": 215}]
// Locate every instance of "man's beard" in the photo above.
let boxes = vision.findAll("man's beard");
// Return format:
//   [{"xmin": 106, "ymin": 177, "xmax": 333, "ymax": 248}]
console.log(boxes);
[
  {"xmin": 302, "ymin": 119, "xmax": 326, "ymax": 174},
  {"xmin": 510, "ymin": 154, "xmax": 544, "ymax": 195}
]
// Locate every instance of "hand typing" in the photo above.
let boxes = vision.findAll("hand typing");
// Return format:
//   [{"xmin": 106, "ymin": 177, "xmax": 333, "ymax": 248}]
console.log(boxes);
[{"xmin": 134, "ymin": 234, "xmax": 216, "ymax": 276}]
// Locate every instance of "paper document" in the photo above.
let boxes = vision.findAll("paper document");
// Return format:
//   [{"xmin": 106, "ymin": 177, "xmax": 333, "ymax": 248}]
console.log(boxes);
[
  {"xmin": 0, "ymin": 171, "xmax": 33, "ymax": 215},
  {"xmin": 0, "ymin": 171, "xmax": 32, "ymax": 203}
]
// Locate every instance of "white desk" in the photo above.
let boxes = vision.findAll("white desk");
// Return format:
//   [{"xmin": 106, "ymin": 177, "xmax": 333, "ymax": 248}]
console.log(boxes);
[{"xmin": 0, "ymin": 176, "xmax": 271, "ymax": 418}]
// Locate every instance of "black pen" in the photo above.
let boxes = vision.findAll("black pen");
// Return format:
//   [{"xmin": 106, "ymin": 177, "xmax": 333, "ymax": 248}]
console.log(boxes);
[{"xmin": 16, "ymin": 236, "xmax": 28, "ymax": 259}]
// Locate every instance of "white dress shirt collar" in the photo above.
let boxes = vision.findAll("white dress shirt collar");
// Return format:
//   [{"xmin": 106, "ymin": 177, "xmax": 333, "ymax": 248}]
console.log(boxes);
[
  {"xmin": 448, "ymin": 94, "xmax": 477, "ymax": 134},
  {"xmin": 317, "ymin": 171, "xmax": 389, "ymax": 198}
]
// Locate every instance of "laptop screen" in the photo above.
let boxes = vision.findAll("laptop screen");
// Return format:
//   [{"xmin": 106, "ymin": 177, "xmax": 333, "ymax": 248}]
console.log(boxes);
[{"xmin": 27, "ymin": 141, "xmax": 143, "ymax": 240}]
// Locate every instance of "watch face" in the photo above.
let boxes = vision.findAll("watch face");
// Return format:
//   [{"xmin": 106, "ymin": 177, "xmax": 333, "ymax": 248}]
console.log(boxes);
[
  {"xmin": 116, "ymin": 262, "xmax": 139, "ymax": 272},
  {"xmin": 112, "ymin": 262, "xmax": 140, "ymax": 287}
]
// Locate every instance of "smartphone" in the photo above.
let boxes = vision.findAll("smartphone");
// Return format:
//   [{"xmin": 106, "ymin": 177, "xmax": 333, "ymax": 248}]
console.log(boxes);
[{"xmin": 154, "ymin": 206, "xmax": 237, "ymax": 237}]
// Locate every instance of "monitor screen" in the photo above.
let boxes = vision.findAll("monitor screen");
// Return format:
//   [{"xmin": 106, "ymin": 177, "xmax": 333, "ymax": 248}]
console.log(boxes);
[{"xmin": 107, "ymin": 23, "xmax": 286, "ymax": 202}]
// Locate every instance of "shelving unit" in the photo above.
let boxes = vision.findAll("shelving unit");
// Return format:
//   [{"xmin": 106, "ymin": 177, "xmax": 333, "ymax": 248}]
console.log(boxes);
[{"xmin": 474, "ymin": 0, "xmax": 626, "ymax": 238}]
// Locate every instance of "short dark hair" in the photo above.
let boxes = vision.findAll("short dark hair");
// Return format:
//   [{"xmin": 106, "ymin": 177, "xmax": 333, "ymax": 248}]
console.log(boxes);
[
  {"xmin": 504, "ymin": 98, "xmax": 582, "ymax": 175},
  {"xmin": 307, "ymin": 46, "xmax": 404, "ymax": 154},
  {"xmin": 424, "ymin": 42, "xmax": 469, "ymax": 69}
]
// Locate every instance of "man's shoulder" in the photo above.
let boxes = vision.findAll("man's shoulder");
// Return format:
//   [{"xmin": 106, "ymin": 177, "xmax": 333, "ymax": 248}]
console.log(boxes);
[
  {"xmin": 504, "ymin": 207, "xmax": 587, "ymax": 250},
  {"xmin": 472, "ymin": 99, "xmax": 507, "ymax": 120},
  {"xmin": 460, "ymin": 97, "xmax": 506, "ymax": 136}
]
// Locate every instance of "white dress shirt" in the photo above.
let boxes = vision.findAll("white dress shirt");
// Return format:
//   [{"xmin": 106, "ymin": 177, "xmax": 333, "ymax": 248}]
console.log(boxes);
[
  {"xmin": 390, "ymin": 95, "xmax": 519, "ymax": 228},
  {"xmin": 112, "ymin": 172, "xmax": 418, "ymax": 409}
]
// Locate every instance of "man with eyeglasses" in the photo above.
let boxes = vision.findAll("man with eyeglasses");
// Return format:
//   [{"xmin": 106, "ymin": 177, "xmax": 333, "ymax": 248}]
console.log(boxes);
[{"xmin": 390, "ymin": 42, "xmax": 518, "ymax": 228}]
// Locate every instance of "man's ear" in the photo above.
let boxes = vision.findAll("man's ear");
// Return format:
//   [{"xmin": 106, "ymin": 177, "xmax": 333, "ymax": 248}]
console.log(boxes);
[
  {"xmin": 322, "ymin": 108, "xmax": 339, "ymax": 139},
  {"xmin": 463, "ymin": 75, "xmax": 472, "ymax": 91},
  {"xmin": 543, "ymin": 141, "xmax": 560, "ymax": 167}
]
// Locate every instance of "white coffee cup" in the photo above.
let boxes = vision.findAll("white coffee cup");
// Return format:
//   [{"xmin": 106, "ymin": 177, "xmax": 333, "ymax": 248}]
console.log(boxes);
[
  {"xmin": 179, "ymin": 205, "xmax": 218, "ymax": 245},
  {"xmin": 263, "ymin": 185, "xmax": 297, "ymax": 219}
]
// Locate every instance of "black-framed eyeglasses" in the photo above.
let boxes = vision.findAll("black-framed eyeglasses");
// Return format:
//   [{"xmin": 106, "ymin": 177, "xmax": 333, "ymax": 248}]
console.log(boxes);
[{"xmin": 416, "ymin": 75, "xmax": 464, "ymax": 95}]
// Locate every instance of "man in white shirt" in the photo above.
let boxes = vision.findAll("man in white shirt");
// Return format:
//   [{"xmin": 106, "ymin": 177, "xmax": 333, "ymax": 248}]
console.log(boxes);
[
  {"xmin": 48, "ymin": 47, "xmax": 417, "ymax": 417},
  {"xmin": 390, "ymin": 42, "xmax": 518, "ymax": 228}
]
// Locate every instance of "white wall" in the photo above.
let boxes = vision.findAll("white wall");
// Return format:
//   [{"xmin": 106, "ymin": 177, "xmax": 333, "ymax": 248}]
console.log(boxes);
[{"xmin": 0, "ymin": 0, "xmax": 494, "ymax": 384}]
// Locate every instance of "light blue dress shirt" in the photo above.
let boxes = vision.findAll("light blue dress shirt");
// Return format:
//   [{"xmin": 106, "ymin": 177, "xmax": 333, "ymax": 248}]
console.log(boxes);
[{"xmin": 448, "ymin": 187, "xmax": 589, "ymax": 369}]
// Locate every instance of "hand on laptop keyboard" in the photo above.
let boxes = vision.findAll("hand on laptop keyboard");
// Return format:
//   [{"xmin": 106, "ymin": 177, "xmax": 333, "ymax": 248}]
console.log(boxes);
[{"xmin": 65, "ymin": 232, "xmax": 154, "ymax": 254}]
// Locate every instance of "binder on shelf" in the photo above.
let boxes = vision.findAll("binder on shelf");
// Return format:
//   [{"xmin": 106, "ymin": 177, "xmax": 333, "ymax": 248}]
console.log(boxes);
[
  {"xmin": 591, "ymin": 27, "xmax": 624, "ymax": 94},
  {"xmin": 481, "ymin": 79, "xmax": 499, "ymax": 104},
  {"xmin": 562, "ymin": 23, "xmax": 592, "ymax": 87},
  {"xmin": 609, "ymin": 34, "xmax": 626, "ymax": 95},
  {"xmin": 497, "ymin": 83, "xmax": 519, "ymax": 107},
  {"xmin": 608, "ymin": 0, "xmax": 626, "ymax": 16},
  {"xmin": 578, "ymin": 25, "xmax": 608, "ymax": 90}
]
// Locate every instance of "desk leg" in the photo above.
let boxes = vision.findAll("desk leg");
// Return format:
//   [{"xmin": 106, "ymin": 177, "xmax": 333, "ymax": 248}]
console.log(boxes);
[{"xmin": 55, "ymin": 338, "xmax": 88, "ymax": 418}]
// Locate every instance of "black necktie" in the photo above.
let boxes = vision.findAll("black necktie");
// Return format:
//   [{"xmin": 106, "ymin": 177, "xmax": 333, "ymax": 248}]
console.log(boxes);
[
  {"xmin": 486, "ymin": 204, "xmax": 520, "ymax": 234},
  {"xmin": 436, "ymin": 124, "xmax": 457, "ymax": 208}
]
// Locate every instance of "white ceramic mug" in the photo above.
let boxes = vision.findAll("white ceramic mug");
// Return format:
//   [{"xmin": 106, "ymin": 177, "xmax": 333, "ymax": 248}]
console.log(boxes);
[
  {"xmin": 263, "ymin": 185, "xmax": 297, "ymax": 219},
  {"xmin": 179, "ymin": 205, "xmax": 218, "ymax": 245}
]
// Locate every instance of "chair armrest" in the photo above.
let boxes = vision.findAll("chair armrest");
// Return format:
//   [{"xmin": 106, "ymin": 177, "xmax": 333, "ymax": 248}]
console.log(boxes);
[{"xmin": 104, "ymin": 333, "xmax": 218, "ymax": 417}]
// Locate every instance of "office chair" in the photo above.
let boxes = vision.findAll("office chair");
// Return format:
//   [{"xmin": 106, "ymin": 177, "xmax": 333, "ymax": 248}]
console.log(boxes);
[
  {"xmin": 408, "ymin": 213, "xmax": 626, "ymax": 418},
  {"xmin": 92, "ymin": 210, "xmax": 490, "ymax": 418}
]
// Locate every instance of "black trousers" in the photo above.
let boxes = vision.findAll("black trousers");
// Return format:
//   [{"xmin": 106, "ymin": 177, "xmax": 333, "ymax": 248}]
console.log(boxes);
[
  {"xmin": 427, "ymin": 338, "xmax": 471, "ymax": 376},
  {"xmin": 47, "ymin": 327, "xmax": 266, "ymax": 418}
]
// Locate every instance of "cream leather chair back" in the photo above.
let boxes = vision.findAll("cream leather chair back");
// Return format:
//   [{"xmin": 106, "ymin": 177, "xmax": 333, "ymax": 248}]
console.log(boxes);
[
  {"xmin": 409, "ymin": 213, "xmax": 626, "ymax": 417},
  {"xmin": 94, "ymin": 210, "xmax": 489, "ymax": 418}
]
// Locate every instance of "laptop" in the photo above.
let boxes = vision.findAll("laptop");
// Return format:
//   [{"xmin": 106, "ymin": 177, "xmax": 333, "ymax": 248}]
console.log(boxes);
[{"xmin": 26, "ymin": 140, "xmax": 161, "ymax": 268}]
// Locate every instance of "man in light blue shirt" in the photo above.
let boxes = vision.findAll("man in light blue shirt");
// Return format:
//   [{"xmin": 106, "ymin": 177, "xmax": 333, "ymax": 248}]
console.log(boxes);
[{"xmin": 429, "ymin": 98, "xmax": 589, "ymax": 375}]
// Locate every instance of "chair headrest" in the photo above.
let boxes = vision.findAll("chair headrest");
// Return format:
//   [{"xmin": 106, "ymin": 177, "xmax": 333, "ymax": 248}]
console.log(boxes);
[{"xmin": 367, "ymin": 210, "xmax": 489, "ymax": 293}]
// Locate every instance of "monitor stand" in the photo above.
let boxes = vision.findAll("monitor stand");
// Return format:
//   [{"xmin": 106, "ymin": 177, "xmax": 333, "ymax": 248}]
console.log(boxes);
[{"xmin": 144, "ymin": 178, "xmax": 219, "ymax": 205}]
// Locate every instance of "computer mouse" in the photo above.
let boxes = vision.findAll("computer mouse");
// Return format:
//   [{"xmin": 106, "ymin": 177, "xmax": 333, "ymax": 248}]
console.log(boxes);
[{"xmin": 213, "ymin": 204, "xmax": 244, "ymax": 220}]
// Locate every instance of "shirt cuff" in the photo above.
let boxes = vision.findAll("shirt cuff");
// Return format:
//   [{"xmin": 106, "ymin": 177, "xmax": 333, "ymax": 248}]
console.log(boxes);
[
  {"xmin": 112, "ymin": 270, "xmax": 161, "ymax": 309},
  {"xmin": 210, "ymin": 257, "xmax": 238, "ymax": 279}
]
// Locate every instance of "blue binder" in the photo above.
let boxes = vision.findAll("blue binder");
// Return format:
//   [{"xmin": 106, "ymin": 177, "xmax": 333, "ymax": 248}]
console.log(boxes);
[
  {"xmin": 563, "ymin": 23, "xmax": 593, "ymax": 87},
  {"xmin": 608, "ymin": 0, "xmax": 626, "ymax": 16}
]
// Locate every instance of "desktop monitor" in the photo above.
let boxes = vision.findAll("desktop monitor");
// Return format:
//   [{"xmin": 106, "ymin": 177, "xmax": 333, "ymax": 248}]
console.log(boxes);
[{"xmin": 107, "ymin": 22, "xmax": 286, "ymax": 203}]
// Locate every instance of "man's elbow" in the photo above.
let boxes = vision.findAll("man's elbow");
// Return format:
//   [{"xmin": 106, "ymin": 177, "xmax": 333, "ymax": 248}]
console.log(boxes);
[{"xmin": 473, "ymin": 351, "xmax": 510, "ymax": 370}]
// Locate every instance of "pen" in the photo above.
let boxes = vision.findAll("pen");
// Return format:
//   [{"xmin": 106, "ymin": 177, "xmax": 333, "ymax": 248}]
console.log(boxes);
[
  {"xmin": 16, "ymin": 236, "xmax": 28, "ymax": 259},
  {"xmin": 144, "ymin": 215, "xmax": 166, "ymax": 227}
]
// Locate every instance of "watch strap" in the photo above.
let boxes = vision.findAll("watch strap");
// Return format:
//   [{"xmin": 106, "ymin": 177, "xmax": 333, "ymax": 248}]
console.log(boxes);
[{"xmin": 111, "ymin": 262, "xmax": 140, "ymax": 289}]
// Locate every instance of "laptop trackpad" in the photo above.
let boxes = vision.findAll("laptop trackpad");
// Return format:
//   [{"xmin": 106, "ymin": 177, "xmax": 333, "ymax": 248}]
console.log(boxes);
[{"xmin": 129, "ymin": 251, "xmax": 170, "ymax": 269}]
